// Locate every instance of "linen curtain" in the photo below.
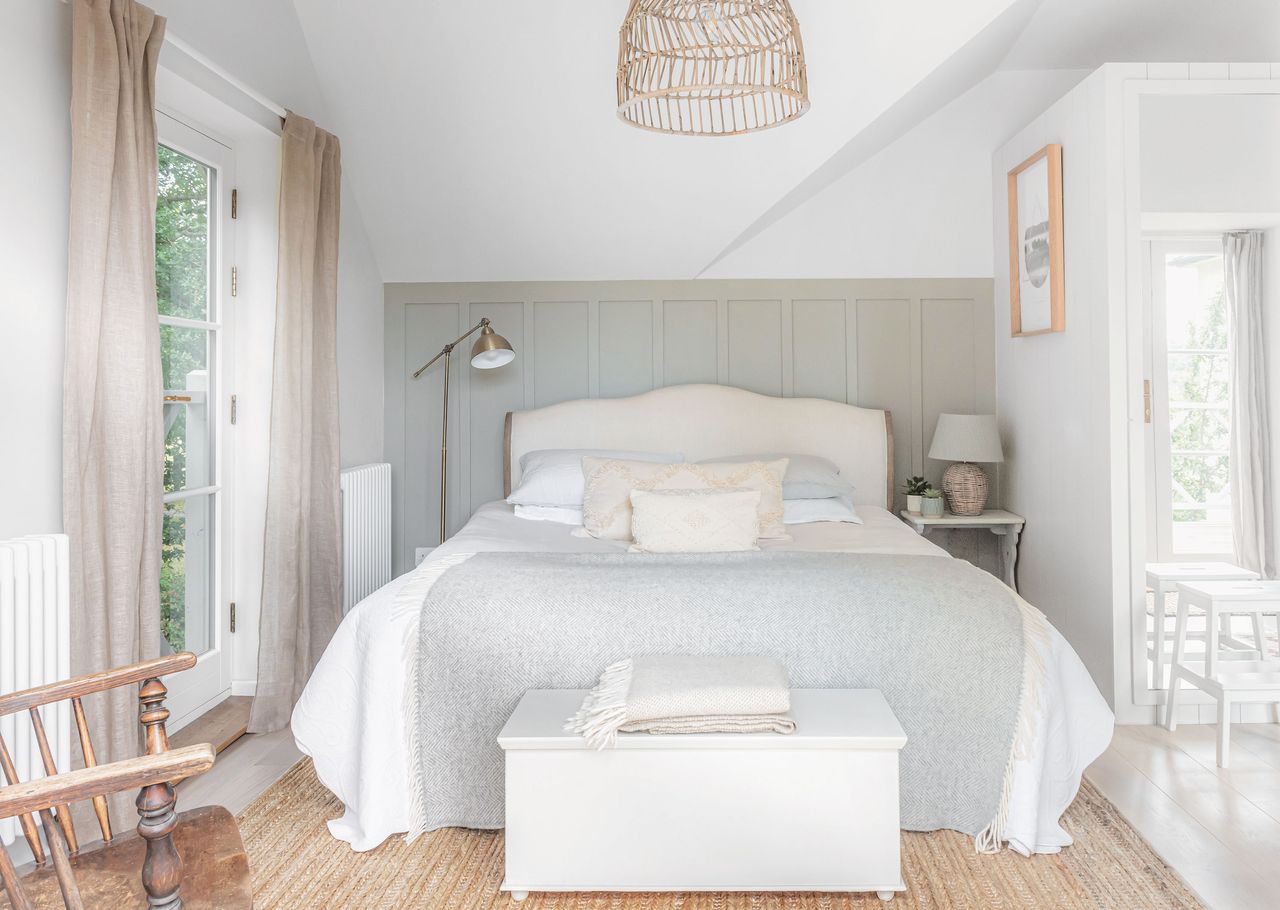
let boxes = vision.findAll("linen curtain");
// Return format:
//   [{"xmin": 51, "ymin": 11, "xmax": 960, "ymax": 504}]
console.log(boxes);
[
  {"xmin": 248, "ymin": 114, "xmax": 344, "ymax": 733},
  {"xmin": 62, "ymin": 0, "xmax": 166, "ymax": 828},
  {"xmin": 1225, "ymin": 230, "xmax": 1273, "ymax": 578}
]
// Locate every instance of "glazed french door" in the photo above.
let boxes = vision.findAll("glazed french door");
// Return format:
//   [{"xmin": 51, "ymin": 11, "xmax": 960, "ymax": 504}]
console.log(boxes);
[{"xmin": 155, "ymin": 109, "xmax": 236, "ymax": 728}]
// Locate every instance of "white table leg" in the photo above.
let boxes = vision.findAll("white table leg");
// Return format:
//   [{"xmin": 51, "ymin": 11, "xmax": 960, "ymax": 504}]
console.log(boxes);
[
  {"xmin": 1206, "ymin": 607, "xmax": 1220, "ymax": 681},
  {"xmin": 1217, "ymin": 694, "xmax": 1232, "ymax": 768},
  {"xmin": 1253, "ymin": 612, "xmax": 1267, "ymax": 658},
  {"xmin": 1166, "ymin": 595, "xmax": 1190, "ymax": 731},
  {"xmin": 990, "ymin": 526, "xmax": 1020, "ymax": 592},
  {"xmin": 877, "ymin": 891, "xmax": 895, "ymax": 902},
  {"xmin": 1152, "ymin": 582, "xmax": 1168, "ymax": 691},
  {"xmin": 510, "ymin": 890, "xmax": 529, "ymax": 902}
]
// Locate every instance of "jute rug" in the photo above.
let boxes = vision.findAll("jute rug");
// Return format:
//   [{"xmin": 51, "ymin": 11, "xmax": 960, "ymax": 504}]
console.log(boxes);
[{"xmin": 236, "ymin": 760, "xmax": 1203, "ymax": 910}]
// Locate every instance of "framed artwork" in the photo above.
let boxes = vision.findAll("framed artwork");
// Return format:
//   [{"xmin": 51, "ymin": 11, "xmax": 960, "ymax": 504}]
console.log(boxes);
[{"xmin": 1007, "ymin": 143, "xmax": 1065, "ymax": 336}]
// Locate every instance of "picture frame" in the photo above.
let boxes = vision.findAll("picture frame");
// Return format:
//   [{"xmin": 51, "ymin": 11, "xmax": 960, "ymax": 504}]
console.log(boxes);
[{"xmin": 1007, "ymin": 143, "xmax": 1065, "ymax": 336}]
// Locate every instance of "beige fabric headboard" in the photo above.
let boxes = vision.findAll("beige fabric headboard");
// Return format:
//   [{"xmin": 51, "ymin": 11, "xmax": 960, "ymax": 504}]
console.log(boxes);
[{"xmin": 504, "ymin": 384, "xmax": 893, "ymax": 510}]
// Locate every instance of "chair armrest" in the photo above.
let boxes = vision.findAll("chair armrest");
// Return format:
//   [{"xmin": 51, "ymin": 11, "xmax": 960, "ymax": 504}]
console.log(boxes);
[
  {"xmin": 0, "ymin": 654, "xmax": 197, "ymax": 718},
  {"xmin": 0, "ymin": 744, "xmax": 214, "ymax": 820}
]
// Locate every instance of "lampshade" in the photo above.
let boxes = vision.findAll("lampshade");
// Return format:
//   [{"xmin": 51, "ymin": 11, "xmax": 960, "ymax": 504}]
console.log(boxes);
[
  {"xmin": 470, "ymin": 324, "xmax": 515, "ymax": 369},
  {"xmin": 616, "ymin": 0, "xmax": 810, "ymax": 137},
  {"xmin": 928, "ymin": 414, "xmax": 1004, "ymax": 463}
]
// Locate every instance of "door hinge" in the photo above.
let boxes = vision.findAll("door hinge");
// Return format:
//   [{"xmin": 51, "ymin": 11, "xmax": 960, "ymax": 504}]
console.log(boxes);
[
  {"xmin": 231, "ymin": 188, "xmax": 238, "ymax": 219},
  {"xmin": 230, "ymin": 266, "xmax": 237, "ymax": 297},
  {"xmin": 230, "ymin": 602, "xmax": 236, "ymax": 633},
  {"xmin": 230, "ymin": 394, "xmax": 238, "ymax": 425},
  {"xmin": 1143, "ymin": 379, "xmax": 1152, "ymax": 424}
]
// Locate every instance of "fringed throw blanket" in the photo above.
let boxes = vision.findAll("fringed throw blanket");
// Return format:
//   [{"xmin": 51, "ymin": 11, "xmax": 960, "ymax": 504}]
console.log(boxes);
[
  {"xmin": 405, "ymin": 552, "xmax": 1047, "ymax": 851},
  {"xmin": 568, "ymin": 654, "xmax": 797, "ymax": 747}
]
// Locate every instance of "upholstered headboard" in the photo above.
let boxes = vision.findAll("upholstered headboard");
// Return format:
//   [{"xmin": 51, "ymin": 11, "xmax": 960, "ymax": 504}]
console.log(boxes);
[{"xmin": 504, "ymin": 384, "xmax": 893, "ymax": 510}]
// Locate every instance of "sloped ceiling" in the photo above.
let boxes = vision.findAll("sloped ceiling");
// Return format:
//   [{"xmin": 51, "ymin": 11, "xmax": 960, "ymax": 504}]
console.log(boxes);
[
  {"xmin": 289, "ymin": 0, "xmax": 1280, "ymax": 283},
  {"xmin": 291, "ymin": 0, "xmax": 1021, "ymax": 281}
]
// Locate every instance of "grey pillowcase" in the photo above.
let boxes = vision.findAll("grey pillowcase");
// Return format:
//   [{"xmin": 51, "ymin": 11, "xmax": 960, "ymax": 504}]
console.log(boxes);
[{"xmin": 699, "ymin": 453, "xmax": 853, "ymax": 499}]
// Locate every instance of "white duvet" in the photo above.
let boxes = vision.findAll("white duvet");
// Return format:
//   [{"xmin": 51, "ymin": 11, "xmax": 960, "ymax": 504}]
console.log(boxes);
[{"xmin": 292, "ymin": 501, "xmax": 1113, "ymax": 856}]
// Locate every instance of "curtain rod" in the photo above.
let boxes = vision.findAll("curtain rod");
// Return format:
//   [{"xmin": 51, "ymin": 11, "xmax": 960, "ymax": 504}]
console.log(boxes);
[
  {"xmin": 163, "ymin": 33, "xmax": 288, "ymax": 121},
  {"xmin": 57, "ymin": 0, "xmax": 288, "ymax": 127}
]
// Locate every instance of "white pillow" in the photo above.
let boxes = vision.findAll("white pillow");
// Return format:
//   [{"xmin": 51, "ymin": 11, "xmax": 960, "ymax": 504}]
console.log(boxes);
[
  {"xmin": 783, "ymin": 497, "xmax": 863, "ymax": 525},
  {"xmin": 507, "ymin": 449, "xmax": 682, "ymax": 509},
  {"xmin": 700, "ymin": 453, "xmax": 853, "ymax": 500},
  {"xmin": 629, "ymin": 489, "xmax": 761, "ymax": 553},
  {"xmin": 581, "ymin": 457, "xmax": 789, "ymax": 541},
  {"xmin": 512, "ymin": 504, "xmax": 584, "ymax": 524}
]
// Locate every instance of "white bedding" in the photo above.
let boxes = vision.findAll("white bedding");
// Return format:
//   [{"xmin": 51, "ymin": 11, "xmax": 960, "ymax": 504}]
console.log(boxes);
[{"xmin": 292, "ymin": 501, "xmax": 1112, "ymax": 855}]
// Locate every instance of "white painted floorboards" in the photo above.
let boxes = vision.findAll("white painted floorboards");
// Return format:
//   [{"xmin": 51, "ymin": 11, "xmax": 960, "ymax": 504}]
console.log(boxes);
[
  {"xmin": 177, "ymin": 724, "xmax": 1278, "ymax": 910},
  {"xmin": 1086, "ymin": 724, "xmax": 1280, "ymax": 910}
]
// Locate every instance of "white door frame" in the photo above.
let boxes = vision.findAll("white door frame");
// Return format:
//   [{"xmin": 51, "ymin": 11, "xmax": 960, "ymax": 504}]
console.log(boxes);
[
  {"xmin": 155, "ymin": 108, "xmax": 236, "ymax": 730},
  {"xmin": 1124, "ymin": 76, "xmax": 1280, "ymax": 714}
]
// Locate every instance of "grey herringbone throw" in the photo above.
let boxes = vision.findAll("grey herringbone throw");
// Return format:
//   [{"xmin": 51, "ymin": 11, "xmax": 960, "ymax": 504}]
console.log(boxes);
[{"xmin": 408, "ymin": 551, "xmax": 1035, "ymax": 845}]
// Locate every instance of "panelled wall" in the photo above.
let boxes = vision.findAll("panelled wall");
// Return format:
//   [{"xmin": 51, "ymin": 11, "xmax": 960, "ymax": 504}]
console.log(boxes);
[{"xmin": 385, "ymin": 279, "xmax": 995, "ymax": 575}]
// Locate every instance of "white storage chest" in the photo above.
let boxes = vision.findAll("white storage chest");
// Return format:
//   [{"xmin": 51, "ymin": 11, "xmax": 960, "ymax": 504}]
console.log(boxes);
[{"xmin": 498, "ymin": 688, "xmax": 907, "ymax": 901}]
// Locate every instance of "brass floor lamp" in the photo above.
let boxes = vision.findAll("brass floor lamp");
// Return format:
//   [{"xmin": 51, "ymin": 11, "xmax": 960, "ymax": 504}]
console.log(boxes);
[{"xmin": 411, "ymin": 318, "xmax": 515, "ymax": 542}]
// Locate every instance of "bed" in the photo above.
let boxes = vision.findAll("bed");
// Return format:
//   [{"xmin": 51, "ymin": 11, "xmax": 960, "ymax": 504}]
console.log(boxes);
[{"xmin": 292, "ymin": 385, "xmax": 1112, "ymax": 857}]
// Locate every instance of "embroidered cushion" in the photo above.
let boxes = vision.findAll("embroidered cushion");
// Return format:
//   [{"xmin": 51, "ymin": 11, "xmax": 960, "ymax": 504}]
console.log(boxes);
[
  {"xmin": 581, "ymin": 457, "xmax": 788, "ymax": 541},
  {"xmin": 628, "ymin": 489, "xmax": 762, "ymax": 553}
]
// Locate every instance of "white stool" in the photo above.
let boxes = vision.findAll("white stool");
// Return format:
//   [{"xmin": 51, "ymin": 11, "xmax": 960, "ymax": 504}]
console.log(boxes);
[
  {"xmin": 1164, "ymin": 580, "xmax": 1280, "ymax": 767},
  {"xmin": 1145, "ymin": 563, "xmax": 1260, "ymax": 695}
]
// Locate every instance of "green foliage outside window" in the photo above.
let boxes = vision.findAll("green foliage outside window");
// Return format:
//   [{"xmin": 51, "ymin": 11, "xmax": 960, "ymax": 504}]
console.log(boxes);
[
  {"xmin": 157, "ymin": 144, "xmax": 211, "ymax": 652},
  {"xmin": 1169, "ymin": 285, "xmax": 1228, "ymax": 523}
]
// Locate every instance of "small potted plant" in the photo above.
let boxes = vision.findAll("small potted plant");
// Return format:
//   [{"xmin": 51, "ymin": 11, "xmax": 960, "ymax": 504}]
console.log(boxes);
[
  {"xmin": 902, "ymin": 476, "xmax": 928, "ymax": 514},
  {"xmin": 921, "ymin": 487, "xmax": 945, "ymax": 518}
]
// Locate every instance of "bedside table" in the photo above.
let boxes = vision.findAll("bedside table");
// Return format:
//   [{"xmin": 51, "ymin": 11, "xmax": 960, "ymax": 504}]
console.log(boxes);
[{"xmin": 900, "ymin": 510, "xmax": 1025, "ymax": 592}]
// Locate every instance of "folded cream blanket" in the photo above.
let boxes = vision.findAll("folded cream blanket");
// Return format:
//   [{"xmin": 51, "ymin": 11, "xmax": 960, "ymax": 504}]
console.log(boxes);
[{"xmin": 567, "ymin": 655, "xmax": 796, "ymax": 748}]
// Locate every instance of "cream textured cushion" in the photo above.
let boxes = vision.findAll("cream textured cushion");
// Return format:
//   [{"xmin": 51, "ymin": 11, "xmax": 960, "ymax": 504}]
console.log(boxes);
[
  {"xmin": 581, "ymin": 456, "xmax": 788, "ymax": 541},
  {"xmin": 628, "ymin": 489, "xmax": 762, "ymax": 553}
]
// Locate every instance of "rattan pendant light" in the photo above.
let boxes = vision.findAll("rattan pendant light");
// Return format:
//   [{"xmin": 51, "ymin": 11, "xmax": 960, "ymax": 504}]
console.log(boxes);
[{"xmin": 617, "ymin": 0, "xmax": 810, "ymax": 136}]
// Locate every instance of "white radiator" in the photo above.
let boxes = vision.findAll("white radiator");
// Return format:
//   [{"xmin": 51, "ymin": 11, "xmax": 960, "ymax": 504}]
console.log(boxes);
[
  {"xmin": 340, "ymin": 463, "xmax": 393, "ymax": 615},
  {"xmin": 0, "ymin": 534, "xmax": 72, "ymax": 847}
]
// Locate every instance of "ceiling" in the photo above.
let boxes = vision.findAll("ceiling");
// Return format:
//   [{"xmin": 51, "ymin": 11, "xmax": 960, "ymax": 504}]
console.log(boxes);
[{"xmin": 288, "ymin": 0, "xmax": 1280, "ymax": 283}]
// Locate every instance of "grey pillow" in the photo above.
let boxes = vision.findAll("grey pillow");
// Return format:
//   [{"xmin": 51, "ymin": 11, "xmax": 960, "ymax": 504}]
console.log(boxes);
[{"xmin": 699, "ymin": 453, "xmax": 853, "ymax": 500}]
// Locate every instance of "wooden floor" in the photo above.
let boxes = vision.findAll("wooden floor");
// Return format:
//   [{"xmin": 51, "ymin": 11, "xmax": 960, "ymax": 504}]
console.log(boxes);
[
  {"xmin": 1086, "ymin": 723, "xmax": 1280, "ymax": 910},
  {"xmin": 171, "ymin": 695, "xmax": 253, "ymax": 756},
  {"xmin": 179, "ymin": 725, "xmax": 302, "ymax": 817},
  {"xmin": 170, "ymin": 722, "xmax": 1278, "ymax": 910}
]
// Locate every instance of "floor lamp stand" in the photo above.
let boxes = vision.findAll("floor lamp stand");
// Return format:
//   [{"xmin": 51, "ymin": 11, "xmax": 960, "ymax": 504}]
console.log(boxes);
[
  {"xmin": 438, "ymin": 348, "xmax": 451, "ymax": 544},
  {"xmin": 411, "ymin": 317, "xmax": 516, "ymax": 546}
]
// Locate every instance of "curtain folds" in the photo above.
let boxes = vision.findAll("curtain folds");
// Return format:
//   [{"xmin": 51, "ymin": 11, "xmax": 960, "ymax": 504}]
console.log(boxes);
[
  {"xmin": 248, "ymin": 114, "xmax": 344, "ymax": 733},
  {"xmin": 63, "ymin": 0, "xmax": 166, "ymax": 828},
  {"xmin": 1225, "ymin": 230, "xmax": 1273, "ymax": 578}
]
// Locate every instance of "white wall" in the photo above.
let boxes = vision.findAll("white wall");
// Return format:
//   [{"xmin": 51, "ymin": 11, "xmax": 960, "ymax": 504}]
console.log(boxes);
[
  {"xmin": 704, "ymin": 69, "xmax": 1088, "ymax": 279},
  {"xmin": 1141, "ymin": 93, "xmax": 1280, "ymax": 215},
  {"xmin": 0, "ymin": 0, "xmax": 71, "ymax": 540},
  {"xmin": 992, "ymin": 67, "xmax": 1133, "ymax": 706}
]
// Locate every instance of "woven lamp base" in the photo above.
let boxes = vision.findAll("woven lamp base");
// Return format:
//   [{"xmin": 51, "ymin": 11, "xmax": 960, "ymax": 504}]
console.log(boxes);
[{"xmin": 942, "ymin": 462, "xmax": 988, "ymax": 516}]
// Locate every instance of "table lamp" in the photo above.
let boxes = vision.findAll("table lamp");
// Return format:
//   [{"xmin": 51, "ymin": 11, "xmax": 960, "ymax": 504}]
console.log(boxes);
[{"xmin": 927, "ymin": 414, "xmax": 1004, "ymax": 516}]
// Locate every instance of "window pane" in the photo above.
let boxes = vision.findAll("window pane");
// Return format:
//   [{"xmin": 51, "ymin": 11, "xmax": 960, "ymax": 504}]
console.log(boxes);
[
  {"xmin": 1167, "ymin": 352, "xmax": 1228, "ymax": 408},
  {"xmin": 161, "ymin": 326, "xmax": 211, "ymax": 492},
  {"xmin": 161, "ymin": 494, "xmax": 215, "ymax": 656},
  {"xmin": 156, "ymin": 145, "xmax": 212, "ymax": 321},
  {"xmin": 1164, "ymin": 253, "xmax": 1225, "ymax": 351},
  {"xmin": 1161, "ymin": 248, "xmax": 1230, "ymax": 556}
]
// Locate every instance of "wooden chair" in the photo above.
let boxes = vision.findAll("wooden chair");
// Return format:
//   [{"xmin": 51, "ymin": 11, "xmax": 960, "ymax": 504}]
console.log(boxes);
[{"xmin": 0, "ymin": 654, "xmax": 252, "ymax": 909}]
